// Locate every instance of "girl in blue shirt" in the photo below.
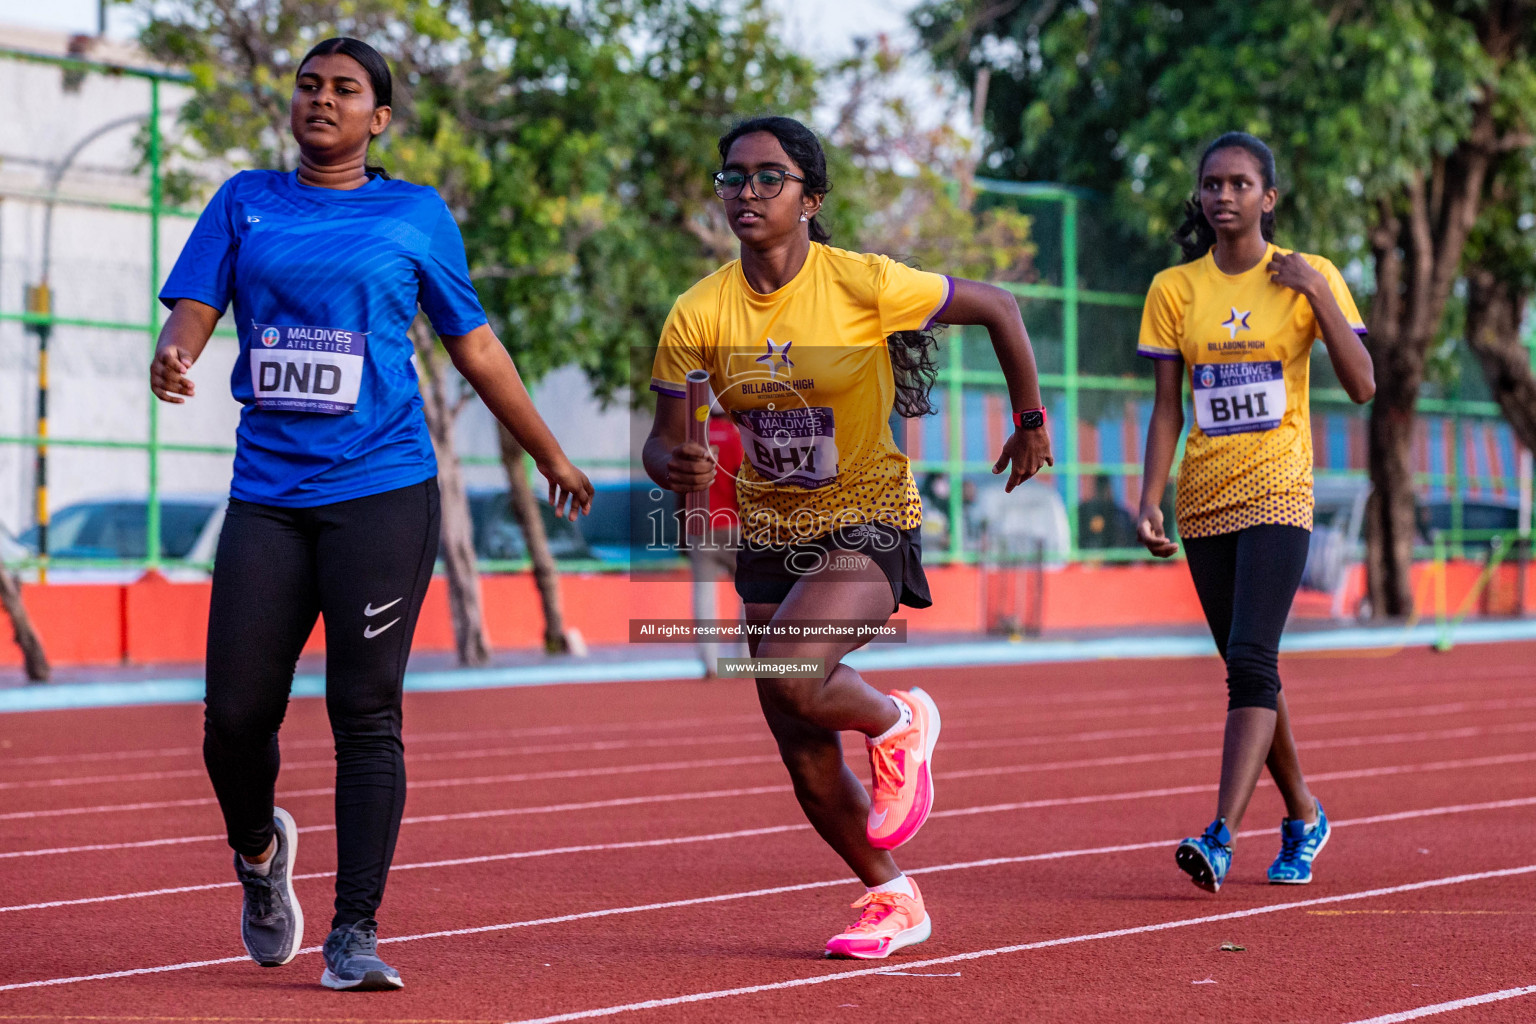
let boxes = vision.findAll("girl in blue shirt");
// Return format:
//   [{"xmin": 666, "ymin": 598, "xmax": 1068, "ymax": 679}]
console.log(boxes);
[{"xmin": 151, "ymin": 37, "xmax": 591, "ymax": 991}]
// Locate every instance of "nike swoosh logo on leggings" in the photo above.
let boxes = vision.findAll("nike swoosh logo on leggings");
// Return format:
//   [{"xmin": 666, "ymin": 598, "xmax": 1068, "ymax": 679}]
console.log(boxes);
[
  {"xmin": 363, "ymin": 618, "xmax": 400, "ymax": 639},
  {"xmin": 364, "ymin": 598, "xmax": 403, "ymax": 617}
]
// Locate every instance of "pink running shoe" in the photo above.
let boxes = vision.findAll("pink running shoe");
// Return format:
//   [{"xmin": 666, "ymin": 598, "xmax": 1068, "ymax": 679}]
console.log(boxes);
[
  {"xmin": 825, "ymin": 880, "xmax": 931, "ymax": 959},
  {"xmin": 866, "ymin": 687, "xmax": 941, "ymax": 850}
]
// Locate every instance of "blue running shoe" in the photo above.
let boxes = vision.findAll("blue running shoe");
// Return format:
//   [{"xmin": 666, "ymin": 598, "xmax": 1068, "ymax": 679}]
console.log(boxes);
[
  {"xmin": 1175, "ymin": 817, "xmax": 1233, "ymax": 893},
  {"xmin": 321, "ymin": 919, "xmax": 404, "ymax": 991},
  {"xmin": 1268, "ymin": 802, "xmax": 1330, "ymax": 884},
  {"xmin": 235, "ymin": 806, "xmax": 303, "ymax": 967}
]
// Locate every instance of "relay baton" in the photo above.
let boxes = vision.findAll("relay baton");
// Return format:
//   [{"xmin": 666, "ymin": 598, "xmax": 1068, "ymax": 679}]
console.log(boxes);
[{"xmin": 685, "ymin": 369, "xmax": 712, "ymax": 538}]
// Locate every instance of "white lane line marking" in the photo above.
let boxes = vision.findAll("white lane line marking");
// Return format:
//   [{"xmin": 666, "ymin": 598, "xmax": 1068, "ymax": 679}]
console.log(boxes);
[
  {"xmin": 0, "ymin": 732, "xmax": 774, "ymax": 792},
  {"xmin": 0, "ymin": 713, "xmax": 770, "ymax": 769},
  {"xmin": 18, "ymin": 715, "xmax": 1536, "ymax": 794},
  {"xmin": 943, "ymin": 723, "xmax": 1536, "ymax": 781},
  {"xmin": 488, "ymin": 866, "xmax": 1536, "ymax": 1024},
  {"xmin": 5, "ymin": 847, "xmax": 1531, "ymax": 995},
  {"xmin": 7, "ymin": 746, "xmax": 1535, "ymax": 856},
  {"xmin": 6, "ymin": 792, "xmax": 1534, "ymax": 916},
  {"xmin": 0, "ymin": 756, "xmax": 784, "ymax": 821},
  {"xmin": 1337, "ymin": 984, "xmax": 1536, "ymax": 1023},
  {"xmin": 8, "ymin": 669, "xmax": 1526, "ymax": 770}
]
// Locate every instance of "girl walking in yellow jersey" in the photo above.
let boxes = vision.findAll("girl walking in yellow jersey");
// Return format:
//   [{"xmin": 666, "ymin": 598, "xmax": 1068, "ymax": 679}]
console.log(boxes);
[
  {"xmin": 644, "ymin": 116, "xmax": 1052, "ymax": 957},
  {"xmin": 1136, "ymin": 133, "xmax": 1376, "ymax": 893}
]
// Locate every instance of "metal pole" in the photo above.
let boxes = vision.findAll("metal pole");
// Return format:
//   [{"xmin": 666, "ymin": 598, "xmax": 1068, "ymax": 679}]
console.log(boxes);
[
  {"xmin": 147, "ymin": 78, "xmax": 163, "ymax": 570},
  {"xmin": 946, "ymin": 333, "xmax": 964, "ymax": 562},
  {"xmin": 24, "ymin": 285, "xmax": 50, "ymax": 583},
  {"xmin": 1062, "ymin": 195, "xmax": 1080, "ymax": 556},
  {"xmin": 1450, "ymin": 411, "xmax": 1463, "ymax": 558}
]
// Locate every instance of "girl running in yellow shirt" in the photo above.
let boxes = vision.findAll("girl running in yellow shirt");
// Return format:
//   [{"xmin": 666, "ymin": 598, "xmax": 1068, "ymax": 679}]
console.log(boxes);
[
  {"xmin": 1136, "ymin": 132, "xmax": 1375, "ymax": 892},
  {"xmin": 645, "ymin": 116, "xmax": 1052, "ymax": 957}
]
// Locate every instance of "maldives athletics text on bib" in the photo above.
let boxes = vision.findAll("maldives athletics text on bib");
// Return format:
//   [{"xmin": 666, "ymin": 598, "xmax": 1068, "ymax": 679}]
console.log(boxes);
[
  {"xmin": 734, "ymin": 406, "xmax": 839, "ymax": 489},
  {"xmin": 1192, "ymin": 361, "xmax": 1286, "ymax": 436},
  {"xmin": 250, "ymin": 323, "xmax": 366, "ymax": 414}
]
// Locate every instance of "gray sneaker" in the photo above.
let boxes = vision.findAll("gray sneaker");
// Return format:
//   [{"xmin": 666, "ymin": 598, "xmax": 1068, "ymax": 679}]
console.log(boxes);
[
  {"xmin": 234, "ymin": 806, "xmax": 304, "ymax": 967},
  {"xmin": 321, "ymin": 919, "xmax": 404, "ymax": 991}
]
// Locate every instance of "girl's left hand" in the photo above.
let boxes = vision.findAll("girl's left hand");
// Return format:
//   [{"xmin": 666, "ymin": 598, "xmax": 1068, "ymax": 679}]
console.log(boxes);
[
  {"xmin": 1268, "ymin": 252, "xmax": 1325, "ymax": 296},
  {"xmin": 540, "ymin": 456, "xmax": 594, "ymax": 521},
  {"xmin": 992, "ymin": 428, "xmax": 1054, "ymax": 493}
]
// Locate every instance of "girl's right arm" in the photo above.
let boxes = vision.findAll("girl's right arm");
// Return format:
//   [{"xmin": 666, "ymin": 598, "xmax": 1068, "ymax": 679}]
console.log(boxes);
[
  {"xmin": 1136, "ymin": 357, "xmax": 1184, "ymax": 558},
  {"xmin": 150, "ymin": 299, "xmax": 222, "ymax": 403},
  {"xmin": 643, "ymin": 395, "xmax": 715, "ymax": 494}
]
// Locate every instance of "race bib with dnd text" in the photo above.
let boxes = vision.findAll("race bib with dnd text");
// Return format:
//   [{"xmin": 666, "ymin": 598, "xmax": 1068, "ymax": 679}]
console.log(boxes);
[
  {"xmin": 249, "ymin": 323, "xmax": 366, "ymax": 414},
  {"xmin": 1192, "ymin": 361, "xmax": 1285, "ymax": 436},
  {"xmin": 735, "ymin": 406, "xmax": 838, "ymax": 489}
]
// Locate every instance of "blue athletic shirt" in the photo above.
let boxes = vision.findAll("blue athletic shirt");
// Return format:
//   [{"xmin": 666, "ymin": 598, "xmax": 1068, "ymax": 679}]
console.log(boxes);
[{"xmin": 159, "ymin": 169, "xmax": 488, "ymax": 507}]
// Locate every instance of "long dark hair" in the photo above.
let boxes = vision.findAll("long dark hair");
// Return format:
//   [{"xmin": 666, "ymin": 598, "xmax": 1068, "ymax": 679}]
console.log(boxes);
[
  {"xmin": 296, "ymin": 37, "xmax": 393, "ymax": 179},
  {"xmin": 717, "ymin": 116, "xmax": 939, "ymax": 417},
  {"xmin": 1173, "ymin": 132, "xmax": 1277, "ymax": 263}
]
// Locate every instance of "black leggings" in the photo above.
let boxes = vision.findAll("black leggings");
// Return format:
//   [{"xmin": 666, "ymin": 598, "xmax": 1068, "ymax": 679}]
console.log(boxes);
[
  {"xmin": 1183, "ymin": 523, "xmax": 1310, "ymax": 712},
  {"xmin": 203, "ymin": 478, "xmax": 439, "ymax": 929}
]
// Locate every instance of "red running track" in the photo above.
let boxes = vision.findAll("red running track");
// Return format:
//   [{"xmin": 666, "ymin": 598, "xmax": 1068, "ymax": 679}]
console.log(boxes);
[{"xmin": 1, "ymin": 643, "xmax": 1535, "ymax": 1023}]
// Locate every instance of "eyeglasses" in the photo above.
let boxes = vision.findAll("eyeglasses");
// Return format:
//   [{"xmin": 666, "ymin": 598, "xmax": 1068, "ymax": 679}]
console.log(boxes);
[{"xmin": 712, "ymin": 169, "xmax": 806, "ymax": 201}]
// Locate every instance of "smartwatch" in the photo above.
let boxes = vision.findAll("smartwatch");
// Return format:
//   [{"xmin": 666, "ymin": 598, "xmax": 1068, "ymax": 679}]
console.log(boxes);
[{"xmin": 1012, "ymin": 408, "xmax": 1048, "ymax": 430}]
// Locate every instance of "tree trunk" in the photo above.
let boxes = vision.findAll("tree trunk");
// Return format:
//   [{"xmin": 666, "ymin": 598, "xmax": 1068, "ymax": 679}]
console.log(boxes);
[
  {"xmin": 1364, "ymin": 365, "xmax": 1423, "ymax": 618},
  {"xmin": 496, "ymin": 424, "xmax": 571, "ymax": 654},
  {"xmin": 0, "ymin": 565, "xmax": 49, "ymax": 683},
  {"xmin": 411, "ymin": 317, "xmax": 491, "ymax": 667},
  {"xmin": 1465, "ymin": 268, "xmax": 1536, "ymax": 451},
  {"xmin": 1361, "ymin": 97, "xmax": 1498, "ymax": 618}
]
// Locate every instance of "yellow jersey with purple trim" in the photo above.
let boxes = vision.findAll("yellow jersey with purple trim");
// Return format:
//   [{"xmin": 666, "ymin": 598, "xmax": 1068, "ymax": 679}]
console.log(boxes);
[
  {"xmin": 1137, "ymin": 244, "xmax": 1365, "ymax": 538},
  {"xmin": 651, "ymin": 243, "xmax": 952, "ymax": 546}
]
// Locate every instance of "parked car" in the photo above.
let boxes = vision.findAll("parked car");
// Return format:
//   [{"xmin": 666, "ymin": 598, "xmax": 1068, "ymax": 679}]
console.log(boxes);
[
  {"xmin": 12, "ymin": 495, "xmax": 227, "ymax": 581},
  {"xmin": 1302, "ymin": 477, "xmax": 1370, "ymax": 593},
  {"xmin": 1303, "ymin": 477, "xmax": 1524, "ymax": 596},
  {"xmin": 0, "ymin": 523, "xmax": 27, "ymax": 566},
  {"xmin": 466, "ymin": 488, "xmax": 592, "ymax": 562},
  {"xmin": 1417, "ymin": 498, "xmax": 1522, "ymax": 548},
  {"xmin": 577, "ymin": 480, "xmax": 681, "ymax": 565}
]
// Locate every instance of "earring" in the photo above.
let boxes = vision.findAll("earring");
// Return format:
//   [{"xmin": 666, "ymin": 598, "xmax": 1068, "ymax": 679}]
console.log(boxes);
[{"xmin": 800, "ymin": 213, "xmax": 809, "ymax": 222}]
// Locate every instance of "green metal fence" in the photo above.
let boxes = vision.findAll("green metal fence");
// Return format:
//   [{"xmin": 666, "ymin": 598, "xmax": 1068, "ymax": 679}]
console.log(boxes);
[{"xmin": 2, "ymin": 48, "xmax": 1529, "ymax": 579}]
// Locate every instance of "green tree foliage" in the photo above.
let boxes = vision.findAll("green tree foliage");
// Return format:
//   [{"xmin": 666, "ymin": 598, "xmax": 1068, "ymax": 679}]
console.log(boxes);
[{"xmin": 916, "ymin": 0, "xmax": 1536, "ymax": 617}]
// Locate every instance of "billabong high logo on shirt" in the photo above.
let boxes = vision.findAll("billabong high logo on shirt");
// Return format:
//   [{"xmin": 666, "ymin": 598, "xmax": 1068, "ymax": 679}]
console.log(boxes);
[
  {"xmin": 756, "ymin": 337, "xmax": 794, "ymax": 377},
  {"xmin": 1221, "ymin": 308, "xmax": 1252, "ymax": 340}
]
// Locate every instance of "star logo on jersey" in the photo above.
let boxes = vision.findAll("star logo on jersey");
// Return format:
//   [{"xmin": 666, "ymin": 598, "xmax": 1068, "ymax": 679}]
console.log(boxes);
[
  {"xmin": 756, "ymin": 337, "xmax": 794, "ymax": 377},
  {"xmin": 1221, "ymin": 308, "xmax": 1252, "ymax": 340}
]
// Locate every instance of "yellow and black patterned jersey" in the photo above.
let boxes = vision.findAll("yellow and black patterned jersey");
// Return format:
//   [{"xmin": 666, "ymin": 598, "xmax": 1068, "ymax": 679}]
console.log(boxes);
[
  {"xmin": 652, "ymin": 243, "xmax": 951, "ymax": 546},
  {"xmin": 1138, "ymin": 244, "xmax": 1365, "ymax": 538}
]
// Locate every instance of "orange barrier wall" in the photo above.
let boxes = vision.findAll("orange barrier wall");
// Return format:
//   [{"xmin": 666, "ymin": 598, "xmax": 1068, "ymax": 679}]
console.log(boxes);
[{"xmin": 3, "ymin": 560, "xmax": 1530, "ymax": 668}]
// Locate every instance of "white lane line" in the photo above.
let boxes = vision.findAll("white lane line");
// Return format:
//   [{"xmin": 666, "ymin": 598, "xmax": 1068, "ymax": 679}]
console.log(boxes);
[
  {"xmin": 17, "ymin": 710, "xmax": 1536, "ymax": 794},
  {"xmin": 20, "ymin": 705, "xmax": 1536, "ymax": 793},
  {"xmin": 1337, "ymin": 985, "xmax": 1536, "ymax": 1023},
  {"xmin": 0, "ymin": 713, "xmax": 770, "ymax": 768},
  {"xmin": 7, "ymin": 745, "xmax": 1535, "ymax": 856},
  {"xmin": 0, "ymin": 755, "xmax": 783, "ymax": 821},
  {"xmin": 488, "ymin": 865, "xmax": 1536, "ymax": 1024},
  {"xmin": 9, "ymin": 859, "xmax": 1523, "ymax": 994},
  {"xmin": 0, "ymin": 732, "xmax": 774, "ymax": 792},
  {"xmin": 9, "ymin": 667, "xmax": 1526, "ymax": 771},
  {"xmin": 6, "ymin": 789, "xmax": 1534, "ymax": 917},
  {"xmin": 11, "ymin": 715, "xmax": 1535, "ymax": 823},
  {"xmin": 944, "ymin": 723, "xmax": 1536, "ymax": 780}
]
